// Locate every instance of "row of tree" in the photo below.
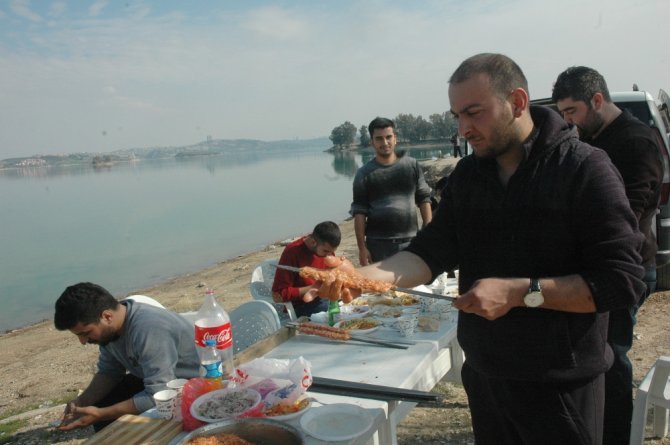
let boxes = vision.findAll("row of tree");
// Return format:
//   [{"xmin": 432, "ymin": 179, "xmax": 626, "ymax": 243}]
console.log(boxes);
[{"xmin": 329, "ymin": 112, "xmax": 459, "ymax": 149}]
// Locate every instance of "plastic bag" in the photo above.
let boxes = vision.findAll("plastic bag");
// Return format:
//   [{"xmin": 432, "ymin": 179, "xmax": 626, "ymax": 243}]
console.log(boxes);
[{"xmin": 235, "ymin": 356, "xmax": 312, "ymax": 408}]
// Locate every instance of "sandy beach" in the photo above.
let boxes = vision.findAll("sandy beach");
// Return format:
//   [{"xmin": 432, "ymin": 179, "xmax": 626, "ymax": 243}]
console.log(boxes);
[{"xmin": 2, "ymin": 156, "xmax": 669, "ymax": 445}]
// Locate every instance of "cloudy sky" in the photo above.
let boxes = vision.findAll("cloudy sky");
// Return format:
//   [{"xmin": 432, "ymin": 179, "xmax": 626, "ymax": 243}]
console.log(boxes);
[{"xmin": 1, "ymin": 0, "xmax": 668, "ymax": 159}]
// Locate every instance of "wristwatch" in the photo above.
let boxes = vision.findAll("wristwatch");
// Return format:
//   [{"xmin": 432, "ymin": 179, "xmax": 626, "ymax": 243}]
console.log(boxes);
[{"xmin": 523, "ymin": 278, "xmax": 544, "ymax": 308}]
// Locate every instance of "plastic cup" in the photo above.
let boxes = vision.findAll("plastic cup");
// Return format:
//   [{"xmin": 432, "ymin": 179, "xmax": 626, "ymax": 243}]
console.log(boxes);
[
  {"xmin": 396, "ymin": 315, "xmax": 418, "ymax": 337},
  {"xmin": 166, "ymin": 379, "xmax": 188, "ymax": 421},
  {"xmin": 154, "ymin": 389, "xmax": 178, "ymax": 419},
  {"xmin": 167, "ymin": 378, "xmax": 188, "ymax": 392}
]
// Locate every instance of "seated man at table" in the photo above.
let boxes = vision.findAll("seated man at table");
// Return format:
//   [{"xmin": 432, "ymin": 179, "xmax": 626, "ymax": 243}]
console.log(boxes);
[
  {"xmin": 272, "ymin": 221, "xmax": 341, "ymax": 318},
  {"xmin": 54, "ymin": 282, "xmax": 200, "ymax": 431}
]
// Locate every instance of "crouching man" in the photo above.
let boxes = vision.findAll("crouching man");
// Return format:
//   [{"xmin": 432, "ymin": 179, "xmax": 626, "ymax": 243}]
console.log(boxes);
[{"xmin": 55, "ymin": 282, "xmax": 200, "ymax": 431}]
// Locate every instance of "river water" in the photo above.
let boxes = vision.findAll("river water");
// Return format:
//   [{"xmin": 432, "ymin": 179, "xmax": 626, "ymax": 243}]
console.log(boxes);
[{"xmin": 0, "ymin": 144, "xmax": 449, "ymax": 332}]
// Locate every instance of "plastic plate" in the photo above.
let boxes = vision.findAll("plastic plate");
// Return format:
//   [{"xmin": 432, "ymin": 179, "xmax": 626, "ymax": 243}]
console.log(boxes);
[
  {"xmin": 334, "ymin": 319, "xmax": 380, "ymax": 334},
  {"xmin": 190, "ymin": 387, "xmax": 262, "ymax": 423},
  {"xmin": 264, "ymin": 398, "xmax": 312, "ymax": 421},
  {"xmin": 337, "ymin": 305, "xmax": 370, "ymax": 320},
  {"xmin": 299, "ymin": 403, "xmax": 373, "ymax": 441}
]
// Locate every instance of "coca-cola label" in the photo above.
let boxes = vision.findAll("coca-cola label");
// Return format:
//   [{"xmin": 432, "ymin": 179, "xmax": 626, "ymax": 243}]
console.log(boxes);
[{"xmin": 194, "ymin": 322, "xmax": 233, "ymax": 349}]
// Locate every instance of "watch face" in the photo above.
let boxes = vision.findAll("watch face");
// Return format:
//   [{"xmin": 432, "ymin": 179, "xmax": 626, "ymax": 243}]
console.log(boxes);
[{"xmin": 524, "ymin": 291, "xmax": 544, "ymax": 308}]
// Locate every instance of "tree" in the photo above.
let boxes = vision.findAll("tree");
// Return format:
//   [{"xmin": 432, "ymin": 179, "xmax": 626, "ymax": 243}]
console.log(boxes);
[
  {"xmin": 359, "ymin": 125, "xmax": 370, "ymax": 147},
  {"xmin": 329, "ymin": 121, "xmax": 358, "ymax": 148},
  {"xmin": 394, "ymin": 114, "xmax": 431, "ymax": 143},
  {"xmin": 429, "ymin": 112, "xmax": 457, "ymax": 139}
]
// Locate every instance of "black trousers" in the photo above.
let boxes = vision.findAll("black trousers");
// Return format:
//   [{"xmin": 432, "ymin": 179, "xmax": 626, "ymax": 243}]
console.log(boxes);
[
  {"xmin": 93, "ymin": 374, "xmax": 145, "ymax": 432},
  {"xmin": 365, "ymin": 238, "xmax": 411, "ymax": 263},
  {"xmin": 602, "ymin": 266, "xmax": 656, "ymax": 445},
  {"xmin": 462, "ymin": 362, "xmax": 605, "ymax": 445}
]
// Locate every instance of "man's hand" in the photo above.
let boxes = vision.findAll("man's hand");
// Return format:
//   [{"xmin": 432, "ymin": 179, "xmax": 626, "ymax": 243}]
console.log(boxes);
[
  {"xmin": 58, "ymin": 403, "xmax": 103, "ymax": 431},
  {"xmin": 453, "ymin": 277, "xmax": 525, "ymax": 320},
  {"xmin": 307, "ymin": 256, "xmax": 361, "ymax": 303},
  {"xmin": 358, "ymin": 247, "xmax": 372, "ymax": 266}
]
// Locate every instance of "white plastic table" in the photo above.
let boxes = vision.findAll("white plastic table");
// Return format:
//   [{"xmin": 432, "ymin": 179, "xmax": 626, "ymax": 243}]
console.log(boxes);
[
  {"xmin": 263, "ymin": 317, "xmax": 460, "ymax": 444},
  {"xmin": 165, "ymin": 316, "xmax": 460, "ymax": 444}
]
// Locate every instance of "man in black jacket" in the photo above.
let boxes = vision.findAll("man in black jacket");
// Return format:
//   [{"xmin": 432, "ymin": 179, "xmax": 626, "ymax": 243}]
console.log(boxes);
[
  {"xmin": 317, "ymin": 53, "xmax": 645, "ymax": 445},
  {"xmin": 552, "ymin": 66, "xmax": 663, "ymax": 445}
]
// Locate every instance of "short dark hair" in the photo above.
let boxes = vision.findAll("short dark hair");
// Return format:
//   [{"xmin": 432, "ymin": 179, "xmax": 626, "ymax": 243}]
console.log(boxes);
[
  {"xmin": 368, "ymin": 117, "xmax": 395, "ymax": 138},
  {"xmin": 449, "ymin": 53, "xmax": 529, "ymax": 100},
  {"xmin": 551, "ymin": 66, "xmax": 612, "ymax": 104},
  {"xmin": 54, "ymin": 282, "xmax": 119, "ymax": 330},
  {"xmin": 312, "ymin": 221, "xmax": 341, "ymax": 247}
]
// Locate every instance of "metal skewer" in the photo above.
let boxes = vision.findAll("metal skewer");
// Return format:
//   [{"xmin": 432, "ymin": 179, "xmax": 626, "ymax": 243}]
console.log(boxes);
[
  {"xmin": 273, "ymin": 263, "xmax": 457, "ymax": 301},
  {"xmin": 286, "ymin": 323, "xmax": 409, "ymax": 350}
]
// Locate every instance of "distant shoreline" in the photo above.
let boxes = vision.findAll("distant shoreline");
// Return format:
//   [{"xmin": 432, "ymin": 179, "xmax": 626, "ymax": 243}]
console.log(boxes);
[{"xmin": 0, "ymin": 156, "xmax": 456, "ymax": 336}]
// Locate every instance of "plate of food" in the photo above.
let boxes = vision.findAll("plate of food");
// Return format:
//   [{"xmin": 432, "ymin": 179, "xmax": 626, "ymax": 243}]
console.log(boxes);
[
  {"xmin": 334, "ymin": 318, "xmax": 381, "ymax": 334},
  {"xmin": 263, "ymin": 397, "xmax": 311, "ymax": 421},
  {"xmin": 177, "ymin": 418, "xmax": 303, "ymax": 445},
  {"xmin": 337, "ymin": 304, "xmax": 370, "ymax": 321},
  {"xmin": 190, "ymin": 387, "xmax": 263, "ymax": 423},
  {"xmin": 390, "ymin": 290, "xmax": 421, "ymax": 307},
  {"xmin": 370, "ymin": 306, "xmax": 403, "ymax": 326}
]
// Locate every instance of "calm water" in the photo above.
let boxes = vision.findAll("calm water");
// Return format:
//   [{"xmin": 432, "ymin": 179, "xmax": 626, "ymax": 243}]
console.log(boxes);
[{"xmin": 0, "ymin": 145, "xmax": 449, "ymax": 332}]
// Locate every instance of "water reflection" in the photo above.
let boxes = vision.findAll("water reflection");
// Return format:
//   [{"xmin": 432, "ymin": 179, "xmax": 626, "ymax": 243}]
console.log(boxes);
[
  {"xmin": 359, "ymin": 147, "xmax": 450, "ymax": 164},
  {"xmin": 0, "ymin": 145, "xmax": 451, "ymax": 181},
  {"xmin": 330, "ymin": 152, "xmax": 360, "ymax": 179}
]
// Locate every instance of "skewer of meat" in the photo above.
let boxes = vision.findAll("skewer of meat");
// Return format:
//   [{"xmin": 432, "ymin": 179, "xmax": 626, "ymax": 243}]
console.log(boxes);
[
  {"xmin": 299, "ymin": 266, "xmax": 394, "ymax": 294},
  {"xmin": 295, "ymin": 322, "xmax": 350, "ymax": 341},
  {"xmin": 291, "ymin": 322, "xmax": 409, "ymax": 350}
]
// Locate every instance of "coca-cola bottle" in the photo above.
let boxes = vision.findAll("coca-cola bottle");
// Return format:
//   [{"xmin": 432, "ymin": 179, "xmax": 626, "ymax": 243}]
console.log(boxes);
[{"xmin": 193, "ymin": 289, "xmax": 234, "ymax": 380}]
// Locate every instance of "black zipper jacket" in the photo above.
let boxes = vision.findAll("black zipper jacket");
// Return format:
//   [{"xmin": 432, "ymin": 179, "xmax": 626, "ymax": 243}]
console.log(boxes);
[{"xmin": 407, "ymin": 106, "xmax": 645, "ymax": 382}]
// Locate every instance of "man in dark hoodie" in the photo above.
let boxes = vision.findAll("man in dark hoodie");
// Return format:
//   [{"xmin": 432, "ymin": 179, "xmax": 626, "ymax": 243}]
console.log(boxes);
[
  {"xmin": 552, "ymin": 66, "xmax": 663, "ymax": 445},
  {"xmin": 316, "ymin": 53, "xmax": 645, "ymax": 445}
]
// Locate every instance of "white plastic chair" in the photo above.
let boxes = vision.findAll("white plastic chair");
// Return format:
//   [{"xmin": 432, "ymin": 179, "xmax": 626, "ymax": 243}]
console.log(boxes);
[
  {"xmin": 229, "ymin": 300, "xmax": 281, "ymax": 354},
  {"xmin": 630, "ymin": 356, "xmax": 670, "ymax": 444},
  {"xmin": 250, "ymin": 259, "xmax": 297, "ymax": 324},
  {"xmin": 123, "ymin": 295, "xmax": 166, "ymax": 309}
]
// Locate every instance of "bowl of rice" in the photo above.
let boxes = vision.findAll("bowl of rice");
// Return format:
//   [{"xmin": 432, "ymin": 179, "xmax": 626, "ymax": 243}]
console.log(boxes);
[{"xmin": 190, "ymin": 387, "xmax": 263, "ymax": 423}]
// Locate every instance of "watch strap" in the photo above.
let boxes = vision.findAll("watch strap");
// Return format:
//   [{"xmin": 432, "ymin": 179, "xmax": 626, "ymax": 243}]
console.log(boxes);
[{"xmin": 529, "ymin": 278, "xmax": 541, "ymax": 293}]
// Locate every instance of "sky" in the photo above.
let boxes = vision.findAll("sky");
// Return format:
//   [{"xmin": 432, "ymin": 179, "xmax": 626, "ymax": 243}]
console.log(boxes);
[{"xmin": 1, "ymin": 0, "xmax": 669, "ymax": 159}]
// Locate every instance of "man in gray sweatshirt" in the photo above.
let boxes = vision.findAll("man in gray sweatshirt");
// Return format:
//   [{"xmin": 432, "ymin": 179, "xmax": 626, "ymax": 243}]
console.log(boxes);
[{"xmin": 54, "ymin": 282, "xmax": 199, "ymax": 431}]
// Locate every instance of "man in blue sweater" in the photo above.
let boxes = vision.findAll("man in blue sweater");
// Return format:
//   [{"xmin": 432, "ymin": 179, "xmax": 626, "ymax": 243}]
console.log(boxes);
[{"xmin": 54, "ymin": 282, "xmax": 199, "ymax": 431}]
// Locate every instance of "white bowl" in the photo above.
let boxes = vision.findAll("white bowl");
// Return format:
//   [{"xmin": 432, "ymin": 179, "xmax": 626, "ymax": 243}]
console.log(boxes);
[
  {"xmin": 300, "ymin": 403, "xmax": 373, "ymax": 442},
  {"xmin": 190, "ymin": 387, "xmax": 263, "ymax": 423}
]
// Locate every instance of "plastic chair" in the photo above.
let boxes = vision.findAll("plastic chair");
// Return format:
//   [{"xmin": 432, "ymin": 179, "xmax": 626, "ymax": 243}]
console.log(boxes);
[
  {"xmin": 249, "ymin": 259, "xmax": 297, "ymax": 324},
  {"xmin": 630, "ymin": 356, "xmax": 670, "ymax": 444},
  {"xmin": 229, "ymin": 300, "xmax": 281, "ymax": 354},
  {"xmin": 123, "ymin": 295, "xmax": 166, "ymax": 309}
]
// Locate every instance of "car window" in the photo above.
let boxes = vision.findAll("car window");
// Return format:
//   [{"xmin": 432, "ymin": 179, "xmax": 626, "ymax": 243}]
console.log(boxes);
[{"xmin": 615, "ymin": 101, "xmax": 652, "ymax": 126}]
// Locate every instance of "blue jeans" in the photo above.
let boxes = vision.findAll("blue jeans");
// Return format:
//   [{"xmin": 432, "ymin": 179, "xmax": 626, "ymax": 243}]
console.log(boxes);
[
  {"xmin": 603, "ymin": 266, "xmax": 656, "ymax": 445},
  {"xmin": 294, "ymin": 297, "xmax": 329, "ymax": 318}
]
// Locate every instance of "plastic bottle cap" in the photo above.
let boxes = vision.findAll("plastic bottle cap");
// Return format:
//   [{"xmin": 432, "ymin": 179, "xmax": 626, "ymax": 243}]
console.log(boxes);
[{"xmin": 205, "ymin": 339, "xmax": 216, "ymax": 347}]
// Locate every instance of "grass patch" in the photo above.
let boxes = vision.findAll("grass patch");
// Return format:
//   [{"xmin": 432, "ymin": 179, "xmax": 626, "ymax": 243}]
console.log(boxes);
[
  {"xmin": 0, "ymin": 392, "xmax": 76, "ymax": 421},
  {"xmin": 0, "ymin": 418, "xmax": 29, "ymax": 444},
  {"xmin": 0, "ymin": 393, "xmax": 79, "ymax": 445}
]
